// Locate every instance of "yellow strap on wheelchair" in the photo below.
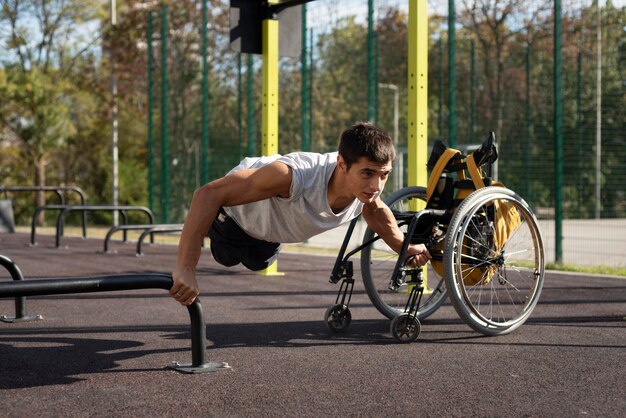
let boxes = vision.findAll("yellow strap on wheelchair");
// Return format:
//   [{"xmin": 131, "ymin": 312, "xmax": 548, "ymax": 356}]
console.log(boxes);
[
  {"xmin": 426, "ymin": 148, "xmax": 461, "ymax": 201},
  {"xmin": 465, "ymin": 154, "xmax": 486, "ymax": 190}
]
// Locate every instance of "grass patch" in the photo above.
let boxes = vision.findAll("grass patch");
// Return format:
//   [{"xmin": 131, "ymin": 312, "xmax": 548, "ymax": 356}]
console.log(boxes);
[{"xmin": 545, "ymin": 262, "xmax": 626, "ymax": 277}]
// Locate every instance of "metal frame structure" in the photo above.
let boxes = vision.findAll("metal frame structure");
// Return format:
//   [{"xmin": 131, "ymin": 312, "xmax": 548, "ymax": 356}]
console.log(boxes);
[
  {"xmin": 0, "ymin": 268, "xmax": 230, "ymax": 374},
  {"xmin": 0, "ymin": 255, "xmax": 41, "ymax": 323},
  {"xmin": 136, "ymin": 224, "xmax": 184, "ymax": 256},
  {"xmin": 1, "ymin": 186, "xmax": 88, "ymax": 232},
  {"xmin": 103, "ymin": 223, "xmax": 183, "ymax": 253},
  {"xmin": 30, "ymin": 205, "xmax": 155, "ymax": 247}
]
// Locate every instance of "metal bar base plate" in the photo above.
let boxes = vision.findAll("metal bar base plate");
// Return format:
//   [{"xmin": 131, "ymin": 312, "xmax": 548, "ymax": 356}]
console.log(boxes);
[
  {"xmin": 0, "ymin": 314, "xmax": 43, "ymax": 323},
  {"xmin": 168, "ymin": 361, "xmax": 232, "ymax": 374}
]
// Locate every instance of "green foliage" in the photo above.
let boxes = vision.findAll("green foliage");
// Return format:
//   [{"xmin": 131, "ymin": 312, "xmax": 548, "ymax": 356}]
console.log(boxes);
[{"xmin": 0, "ymin": 0, "xmax": 624, "ymax": 229}]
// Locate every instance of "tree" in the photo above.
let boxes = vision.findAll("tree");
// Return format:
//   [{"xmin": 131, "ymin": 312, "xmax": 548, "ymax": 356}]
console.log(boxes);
[{"xmin": 0, "ymin": 0, "xmax": 101, "ymax": 222}]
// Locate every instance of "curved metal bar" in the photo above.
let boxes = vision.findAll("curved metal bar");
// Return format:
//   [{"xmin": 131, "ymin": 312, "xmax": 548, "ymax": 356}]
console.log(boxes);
[
  {"xmin": 103, "ymin": 224, "xmax": 154, "ymax": 253},
  {"xmin": 0, "ymin": 255, "xmax": 41, "ymax": 322},
  {"xmin": 104, "ymin": 224, "xmax": 180, "ymax": 253},
  {"xmin": 31, "ymin": 205, "xmax": 66, "ymax": 246},
  {"xmin": 4, "ymin": 186, "xmax": 86, "ymax": 239},
  {"xmin": 0, "ymin": 186, "xmax": 65, "ymax": 205},
  {"xmin": 0, "ymin": 272, "xmax": 228, "ymax": 373},
  {"xmin": 54, "ymin": 206, "xmax": 155, "ymax": 248},
  {"xmin": 136, "ymin": 225, "xmax": 183, "ymax": 256},
  {"xmin": 120, "ymin": 210, "xmax": 128, "ymax": 242}
]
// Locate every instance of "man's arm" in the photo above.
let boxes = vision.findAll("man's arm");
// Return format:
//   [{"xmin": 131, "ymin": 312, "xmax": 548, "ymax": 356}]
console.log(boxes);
[
  {"xmin": 361, "ymin": 197, "xmax": 431, "ymax": 266},
  {"xmin": 171, "ymin": 162, "xmax": 292, "ymax": 305}
]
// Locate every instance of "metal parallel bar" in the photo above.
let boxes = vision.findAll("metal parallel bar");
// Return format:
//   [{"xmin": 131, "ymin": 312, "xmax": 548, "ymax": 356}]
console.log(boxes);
[
  {"xmin": 0, "ymin": 255, "xmax": 41, "ymax": 322},
  {"xmin": 0, "ymin": 272, "xmax": 173, "ymax": 296},
  {"xmin": 120, "ymin": 210, "xmax": 128, "ymax": 241},
  {"xmin": 137, "ymin": 225, "xmax": 184, "ymax": 256},
  {"xmin": 31, "ymin": 205, "xmax": 66, "ymax": 245},
  {"xmin": 1, "ymin": 186, "xmax": 88, "ymax": 237},
  {"xmin": 0, "ymin": 186, "xmax": 64, "ymax": 205},
  {"xmin": 53, "ymin": 206, "xmax": 155, "ymax": 248},
  {"xmin": 104, "ymin": 224, "xmax": 182, "ymax": 253},
  {"xmin": 0, "ymin": 273, "xmax": 228, "ymax": 373}
]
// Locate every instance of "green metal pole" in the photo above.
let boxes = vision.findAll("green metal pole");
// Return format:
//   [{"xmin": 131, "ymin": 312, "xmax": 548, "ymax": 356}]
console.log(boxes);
[
  {"xmin": 246, "ymin": 54, "xmax": 255, "ymax": 157},
  {"xmin": 374, "ymin": 32, "xmax": 379, "ymax": 125},
  {"xmin": 309, "ymin": 28, "xmax": 314, "ymax": 149},
  {"xmin": 160, "ymin": 2, "xmax": 169, "ymax": 223},
  {"xmin": 554, "ymin": 0, "xmax": 563, "ymax": 264},
  {"xmin": 201, "ymin": 0, "xmax": 209, "ymax": 184},
  {"xmin": 301, "ymin": 4, "xmax": 309, "ymax": 151},
  {"xmin": 438, "ymin": 38, "xmax": 443, "ymax": 138},
  {"xmin": 367, "ymin": 0, "xmax": 375, "ymax": 122},
  {"xmin": 147, "ymin": 11, "xmax": 154, "ymax": 212},
  {"xmin": 470, "ymin": 39, "xmax": 476, "ymax": 144},
  {"xmin": 448, "ymin": 0, "xmax": 456, "ymax": 147},
  {"xmin": 238, "ymin": 54, "xmax": 243, "ymax": 160},
  {"xmin": 524, "ymin": 43, "xmax": 531, "ymax": 199},
  {"xmin": 576, "ymin": 51, "xmax": 582, "ymax": 217}
]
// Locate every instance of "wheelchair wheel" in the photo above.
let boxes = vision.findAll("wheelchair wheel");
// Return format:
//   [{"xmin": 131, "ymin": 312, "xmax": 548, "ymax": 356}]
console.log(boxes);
[
  {"xmin": 361, "ymin": 186, "xmax": 447, "ymax": 320},
  {"xmin": 390, "ymin": 313, "xmax": 421, "ymax": 343},
  {"xmin": 443, "ymin": 186, "xmax": 545, "ymax": 336},
  {"xmin": 324, "ymin": 304, "xmax": 352, "ymax": 332}
]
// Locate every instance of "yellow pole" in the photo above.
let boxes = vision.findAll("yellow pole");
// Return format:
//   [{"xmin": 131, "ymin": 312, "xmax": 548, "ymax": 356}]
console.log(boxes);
[
  {"xmin": 262, "ymin": 18, "xmax": 279, "ymax": 157},
  {"xmin": 260, "ymin": 4, "xmax": 284, "ymax": 276},
  {"xmin": 407, "ymin": 0, "xmax": 428, "ymax": 286},
  {"xmin": 407, "ymin": 0, "xmax": 428, "ymax": 193}
]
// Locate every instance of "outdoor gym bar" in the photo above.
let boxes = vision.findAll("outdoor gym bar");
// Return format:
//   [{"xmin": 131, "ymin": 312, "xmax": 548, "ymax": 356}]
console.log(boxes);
[
  {"xmin": 30, "ymin": 204, "xmax": 155, "ymax": 247},
  {"xmin": 136, "ymin": 224, "xmax": 184, "ymax": 256},
  {"xmin": 1, "ymin": 185, "xmax": 89, "ymax": 234},
  {"xmin": 0, "ymin": 271, "xmax": 230, "ymax": 374},
  {"xmin": 103, "ymin": 223, "xmax": 183, "ymax": 254},
  {"xmin": 0, "ymin": 254, "xmax": 41, "ymax": 323}
]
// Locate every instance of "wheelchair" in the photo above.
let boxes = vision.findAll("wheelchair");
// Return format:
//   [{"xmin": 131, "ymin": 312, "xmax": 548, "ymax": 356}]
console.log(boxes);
[{"xmin": 325, "ymin": 133, "xmax": 545, "ymax": 342}]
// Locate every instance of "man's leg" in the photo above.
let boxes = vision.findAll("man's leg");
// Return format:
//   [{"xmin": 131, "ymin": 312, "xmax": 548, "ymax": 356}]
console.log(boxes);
[
  {"xmin": 240, "ymin": 242, "xmax": 282, "ymax": 271},
  {"xmin": 207, "ymin": 210, "xmax": 281, "ymax": 271},
  {"xmin": 207, "ymin": 214, "xmax": 245, "ymax": 267}
]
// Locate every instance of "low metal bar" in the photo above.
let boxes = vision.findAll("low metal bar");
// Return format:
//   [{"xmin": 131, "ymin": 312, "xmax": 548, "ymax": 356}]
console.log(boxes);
[
  {"xmin": 104, "ymin": 224, "xmax": 155, "ymax": 253},
  {"xmin": 0, "ymin": 255, "xmax": 41, "ymax": 323},
  {"xmin": 120, "ymin": 210, "xmax": 128, "ymax": 241},
  {"xmin": 0, "ymin": 272, "xmax": 230, "ymax": 373},
  {"xmin": 54, "ymin": 206, "xmax": 155, "ymax": 248},
  {"xmin": 0, "ymin": 186, "xmax": 65, "ymax": 205},
  {"xmin": 2, "ymin": 186, "xmax": 88, "ymax": 235},
  {"xmin": 104, "ymin": 224, "xmax": 181, "ymax": 253},
  {"xmin": 30, "ymin": 205, "xmax": 67, "ymax": 245},
  {"xmin": 137, "ymin": 225, "xmax": 184, "ymax": 256}
]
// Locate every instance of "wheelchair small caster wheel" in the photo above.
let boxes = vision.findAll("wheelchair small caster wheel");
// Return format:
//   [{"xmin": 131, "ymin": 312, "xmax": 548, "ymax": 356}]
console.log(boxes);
[
  {"xmin": 391, "ymin": 313, "xmax": 421, "ymax": 343},
  {"xmin": 324, "ymin": 304, "xmax": 352, "ymax": 333}
]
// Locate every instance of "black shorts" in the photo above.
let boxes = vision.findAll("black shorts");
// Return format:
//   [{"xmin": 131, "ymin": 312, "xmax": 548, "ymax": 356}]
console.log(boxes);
[{"xmin": 207, "ymin": 210, "xmax": 281, "ymax": 271}]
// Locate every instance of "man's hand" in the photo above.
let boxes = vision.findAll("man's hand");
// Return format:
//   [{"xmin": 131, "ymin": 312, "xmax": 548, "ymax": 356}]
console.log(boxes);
[
  {"xmin": 406, "ymin": 244, "xmax": 432, "ymax": 268},
  {"xmin": 170, "ymin": 266, "xmax": 200, "ymax": 306}
]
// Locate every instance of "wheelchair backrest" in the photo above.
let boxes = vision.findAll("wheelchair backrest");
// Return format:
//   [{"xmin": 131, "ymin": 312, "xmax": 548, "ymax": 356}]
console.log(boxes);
[{"xmin": 425, "ymin": 132, "xmax": 498, "ymax": 211}]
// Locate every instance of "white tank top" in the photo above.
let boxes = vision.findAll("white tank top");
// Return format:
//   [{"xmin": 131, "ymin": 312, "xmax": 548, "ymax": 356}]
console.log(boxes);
[{"xmin": 223, "ymin": 152, "xmax": 364, "ymax": 243}]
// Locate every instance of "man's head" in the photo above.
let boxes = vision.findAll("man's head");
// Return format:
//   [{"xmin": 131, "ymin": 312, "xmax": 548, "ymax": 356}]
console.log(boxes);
[{"xmin": 338, "ymin": 122, "xmax": 396, "ymax": 169}]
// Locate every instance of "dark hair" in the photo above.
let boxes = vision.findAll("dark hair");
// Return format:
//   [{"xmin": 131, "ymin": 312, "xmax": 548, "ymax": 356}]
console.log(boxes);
[{"xmin": 338, "ymin": 122, "xmax": 396, "ymax": 168}]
